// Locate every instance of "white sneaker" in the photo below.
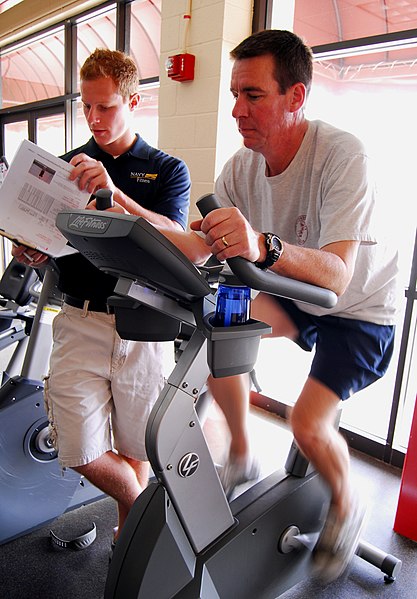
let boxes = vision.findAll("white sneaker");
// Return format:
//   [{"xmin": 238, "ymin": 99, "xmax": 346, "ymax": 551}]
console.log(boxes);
[
  {"xmin": 219, "ymin": 454, "xmax": 261, "ymax": 499},
  {"xmin": 313, "ymin": 494, "xmax": 367, "ymax": 583}
]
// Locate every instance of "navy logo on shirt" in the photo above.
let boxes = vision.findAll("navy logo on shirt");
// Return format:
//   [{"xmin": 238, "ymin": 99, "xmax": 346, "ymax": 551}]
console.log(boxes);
[{"xmin": 131, "ymin": 172, "xmax": 158, "ymax": 184}]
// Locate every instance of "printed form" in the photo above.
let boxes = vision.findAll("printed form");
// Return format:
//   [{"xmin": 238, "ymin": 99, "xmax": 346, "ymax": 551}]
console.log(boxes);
[{"xmin": 0, "ymin": 139, "xmax": 90, "ymax": 256}]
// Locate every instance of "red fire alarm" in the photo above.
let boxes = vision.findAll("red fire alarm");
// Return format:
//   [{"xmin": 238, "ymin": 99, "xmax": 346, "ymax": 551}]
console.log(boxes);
[{"xmin": 166, "ymin": 53, "xmax": 195, "ymax": 82}]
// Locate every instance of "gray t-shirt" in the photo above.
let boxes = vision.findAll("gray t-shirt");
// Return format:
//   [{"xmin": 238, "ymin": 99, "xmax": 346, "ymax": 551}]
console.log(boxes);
[{"xmin": 215, "ymin": 120, "xmax": 398, "ymax": 325}]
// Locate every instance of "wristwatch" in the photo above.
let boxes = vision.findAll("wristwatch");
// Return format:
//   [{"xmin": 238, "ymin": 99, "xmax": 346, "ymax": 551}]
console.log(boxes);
[{"xmin": 255, "ymin": 232, "xmax": 284, "ymax": 270}]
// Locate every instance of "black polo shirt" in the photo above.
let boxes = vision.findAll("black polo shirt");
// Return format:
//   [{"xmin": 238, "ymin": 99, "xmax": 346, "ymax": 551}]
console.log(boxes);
[{"xmin": 56, "ymin": 135, "xmax": 190, "ymax": 301}]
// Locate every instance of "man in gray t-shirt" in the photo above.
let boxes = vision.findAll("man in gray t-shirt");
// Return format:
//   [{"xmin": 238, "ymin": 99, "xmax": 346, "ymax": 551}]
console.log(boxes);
[{"xmin": 192, "ymin": 29, "xmax": 398, "ymax": 583}]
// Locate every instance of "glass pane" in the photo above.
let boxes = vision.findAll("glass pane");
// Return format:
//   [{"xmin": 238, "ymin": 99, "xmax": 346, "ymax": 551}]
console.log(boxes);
[
  {"xmin": 2, "ymin": 120, "xmax": 27, "ymax": 272},
  {"xmin": 308, "ymin": 48, "xmax": 417, "ymax": 283},
  {"xmin": 0, "ymin": 27, "xmax": 64, "ymax": 108},
  {"xmin": 133, "ymin": 83, "xmax": 159, "ymax": 147},
  {"xmin": 129, "ymin": 0, "xmax": 161, "ymax": 81},
  {"xmin": 73, "ymin": 99, "xmax": 92, "ymax": 149},
  {"xmin": 36, "ymin": 112, "xmax": 65, "ymax": 156},
  {"xmin": 287, "ymin": 0, "xmax": 417, "ymax": 47},
  {"xmin": 0, "ymin": 1, "xmax": 23, "ymax": 13},
  {"xmin": 3, "ymin": 120, "xmax": 28, "ymax": 162},
  {"xmin": 306, "ymin": 47, "xmax": 417, "ymax": 442},
  {"xmin": 395, "ymin": 306, "xmax": 417, "ymax": 450},
  {"xmin": 255, "ymin": 337, "xmax": 312, "ymax": 409},
  {"xmin": 252, "ymin": 19, "xmax": 417, "ymax": 446},
  {"xmin": 393, "ymin": 243, "xmax": 417, "ymax": 452},
  {"xmin": 76, "ymin": 5, "xmax": 117, "ymax": 92},
  {"xmin": 268, "ymin": 1, "xmax": 417, "ymax": 452}
]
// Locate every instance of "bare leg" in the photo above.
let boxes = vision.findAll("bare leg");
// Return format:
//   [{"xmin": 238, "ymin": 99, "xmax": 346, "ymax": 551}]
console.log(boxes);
[
  {"xmin": 116, "ymin": 456, "xmax": 150, "ymax": 537},
  {"xmin": 208, "ymin": 373, "xmax": 250, "ymax": 459},
  {"xmin": 290, "ymin": 377, "xmax": 351, "ymax": 519},
  {"xmin": 293, "ymin": 379, "xmax": 367, "ymax": 582},
  {"xmin": 211, "ymin": 292, "xmax": 297, "ymax": 462},
  {"xmin": 251, "ymin": 292, "xmax": 299, "ymax": 340},
  {"xmin": 73, "ymin": 450, "xmax": 149, "ymax": 538},
  {"xmin": 211, "ymin": 291, "xmax": 361, "ymax": 578},
  {"xmin": 251, "ymin": 294, "xmax": 352, "ymax": 516}
]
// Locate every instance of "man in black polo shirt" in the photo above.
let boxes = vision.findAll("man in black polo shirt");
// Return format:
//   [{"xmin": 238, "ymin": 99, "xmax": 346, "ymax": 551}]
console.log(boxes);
[{"xmin": 12, "ymin": 49, "xmax": 190, "ymax": 544}]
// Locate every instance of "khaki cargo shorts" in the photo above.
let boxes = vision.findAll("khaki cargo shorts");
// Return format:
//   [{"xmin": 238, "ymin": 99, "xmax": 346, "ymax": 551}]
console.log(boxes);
[{"xmin": 44, "ymin": 304, "xmax": 165, "ymax": 467}]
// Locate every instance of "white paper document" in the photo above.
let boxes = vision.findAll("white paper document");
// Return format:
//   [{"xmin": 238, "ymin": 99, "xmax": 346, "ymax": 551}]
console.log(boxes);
[{"xmin": 0, "ymin": 139, "xmax": 90, "ymax": 257}]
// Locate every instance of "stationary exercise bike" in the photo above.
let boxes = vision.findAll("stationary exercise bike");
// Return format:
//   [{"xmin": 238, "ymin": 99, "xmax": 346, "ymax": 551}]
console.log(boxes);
[
  {"xmin": 0, "ymin": 260, "xmax": 105, "ymax": 545},
  {"xmin": 56, "ymin": 194, "xmax": 402, "ymax": 598}
]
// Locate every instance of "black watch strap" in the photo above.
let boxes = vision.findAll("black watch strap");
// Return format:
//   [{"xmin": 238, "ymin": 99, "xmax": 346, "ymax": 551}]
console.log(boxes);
[{"xmin": 255, "ymin": 233, "xmax": 284, "ymax": 270}]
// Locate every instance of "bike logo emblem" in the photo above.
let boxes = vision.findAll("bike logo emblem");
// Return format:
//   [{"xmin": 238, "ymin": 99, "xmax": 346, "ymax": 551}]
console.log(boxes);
[
  {"xmin": 68, "ymin": 214, "xmax": 110, "ymax": 232},
  {"xmin": 178, "ymin": 452, "xmax": 199, "ymax": 477}
]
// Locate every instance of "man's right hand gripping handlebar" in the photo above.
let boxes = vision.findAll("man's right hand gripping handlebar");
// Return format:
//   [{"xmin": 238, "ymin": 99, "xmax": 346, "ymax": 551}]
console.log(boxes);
[{"xmin": 196, "ymin": 193, "xmax": 337, "ymax": 310}]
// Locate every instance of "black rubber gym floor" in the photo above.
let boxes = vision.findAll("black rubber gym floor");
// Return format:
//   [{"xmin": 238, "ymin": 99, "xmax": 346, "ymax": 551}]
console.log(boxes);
[{"xmin": 1, "ymin": 408, "xmax": 416, "ymax": 599}]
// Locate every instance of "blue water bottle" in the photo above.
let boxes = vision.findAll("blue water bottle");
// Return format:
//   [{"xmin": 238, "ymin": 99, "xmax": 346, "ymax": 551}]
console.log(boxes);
[{"xmin": 214, "ymin": 283, "xmax": 251, "ymax": 327}]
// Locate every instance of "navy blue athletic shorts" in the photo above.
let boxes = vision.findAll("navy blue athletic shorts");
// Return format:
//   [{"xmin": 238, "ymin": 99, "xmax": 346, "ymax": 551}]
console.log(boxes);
[{"xmin": 274, "ymin": 297, "xmax": 395, "ymax": 400}]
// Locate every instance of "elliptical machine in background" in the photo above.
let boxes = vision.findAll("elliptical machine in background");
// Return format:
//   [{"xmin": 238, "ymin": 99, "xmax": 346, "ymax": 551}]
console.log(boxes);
[
  {"xmin": 0, "ymin": 259, "xmax": 105, "ymax": 545},
  {"xmin": 0, "ymin": 257, "xmax": 38, "ymax": 378}
]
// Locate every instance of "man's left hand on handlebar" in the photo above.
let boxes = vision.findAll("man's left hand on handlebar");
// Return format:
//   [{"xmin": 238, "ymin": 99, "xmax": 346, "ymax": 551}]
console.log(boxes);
[{"xmin": 190, "ymin": 206, "xmax": 265, "ymax": 263}]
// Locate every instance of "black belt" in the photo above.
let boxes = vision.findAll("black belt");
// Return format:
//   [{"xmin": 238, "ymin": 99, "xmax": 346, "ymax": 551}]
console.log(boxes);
[{"xmin": 63, "ymin": 294, "xmax": 114, "ymax": 314}]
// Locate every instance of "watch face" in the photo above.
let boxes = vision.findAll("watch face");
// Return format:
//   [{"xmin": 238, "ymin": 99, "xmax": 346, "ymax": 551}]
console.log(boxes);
[
  {"xmin": 265, "ymin": 233, "xmax": 283, "ymax": 265},
  {"xmin": 266, "ymin": 234, "xmax": 282, "ymax": 253},
  {"xmin": 270, "ymin": 236, "xmax": 281, "ymax": 250},
  {"xmin": 255, "ymin": 233, "xmax": 283, "ymax": 269}
]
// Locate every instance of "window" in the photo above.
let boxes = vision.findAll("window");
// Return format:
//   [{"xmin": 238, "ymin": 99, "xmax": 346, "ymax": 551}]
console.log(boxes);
[
  {"xmin": 286, "ymin": 0, "xmax": 417, "ymax": 46},
  {"xmin": 1, "ymin": 1, "xmax": 161, "ymax": 159},
  {"xmin": 129, "ymin": 0, "xmax": 161, "ymax": 80},
  {"xmin": 293, "ymin": 7, "xmax": 417, "ymax": 459},
  {"xmin": 0, "ymin": 1, "xmax": 23, "ymax": 14},
  {"xmin": 128, "ymin": 0, "xmax": 161, "ymax": 146},
  {"xmin": 3, "ymin": 118, "xmax": 28, "ymax": 160},
  {"xmin": 36, "ymin": 109, "xmax": 66, "ymax": 156},
  {"xmin": 76, "ymin": 5, "xmax": 117, "ymax": 92},
  {"xmin": 0, "ymin": 27, "xmax": 65, "ymax": 109},
  {"xmin": 132, "ymin": 83, "xmax": 159, "ymax": 147},
  {"xmin": 253, "ymin": 0, "xmax": 417, "ymax": 463}
]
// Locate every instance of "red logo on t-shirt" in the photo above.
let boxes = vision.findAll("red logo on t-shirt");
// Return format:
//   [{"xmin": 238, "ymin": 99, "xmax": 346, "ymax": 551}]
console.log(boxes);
[{"xmin": 295, "ymin": 215, "xmax": 308, "ymax": 245}]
